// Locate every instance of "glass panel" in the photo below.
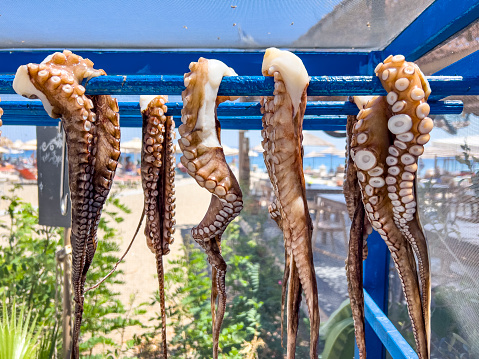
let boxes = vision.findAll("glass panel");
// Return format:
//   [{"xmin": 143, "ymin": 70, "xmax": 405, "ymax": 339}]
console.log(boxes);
[
  {"xmin": 388, "ymin": 99, "xmax": 479, "ymax": 358},
  {"xmin": 0, "ymin": 0, "xmax": 432, "ymax": 50}
]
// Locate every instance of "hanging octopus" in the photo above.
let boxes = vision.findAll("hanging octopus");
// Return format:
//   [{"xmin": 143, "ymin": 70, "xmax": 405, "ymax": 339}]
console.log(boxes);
[
  {"xmin": 140, "ymin": 95, "xmax": 176, "ymax": 358},
  {"xmin": 345, "ymin": 55, "xmax": 432, "ymax": 359},
  {"xmin": 13, "ymin": 50, "xmax": 121, "ymax": 359},
  {"xmin": 178, "ymin": 58, "xmax": 243, "ymax": 359},
  {"xmin": 260, "ymin": 47, "xmax": 319, "ymax": 359}
]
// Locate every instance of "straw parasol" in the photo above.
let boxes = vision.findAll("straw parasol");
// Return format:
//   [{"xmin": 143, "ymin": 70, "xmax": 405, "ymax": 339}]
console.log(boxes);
[
  {"xmin": 320, "ymin": 146, "xmax": 345, "ymax": 171},
  {"xmin": 222, "ymin": 144, "xmax": 239, "ymax": 156},
  {"xmin": 304, "ymin": 150, "xmax": 325, "ymax": 168},
  {"xmin": 0, "ymin": 137, "xmax": 13, "ymax": 148},
  {"xmin": 120, "ymin": 137, "xmax": 142, "ymax": 153},
  {"xmin": 302, "ymin": 131, "xmax": 335, "ymax": 147}
]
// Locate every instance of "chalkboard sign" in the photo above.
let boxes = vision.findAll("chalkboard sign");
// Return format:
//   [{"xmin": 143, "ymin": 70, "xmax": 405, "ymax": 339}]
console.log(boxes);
[{"xmin": 36, "ymin": 126, "xmax": 71, "ymax": 228}]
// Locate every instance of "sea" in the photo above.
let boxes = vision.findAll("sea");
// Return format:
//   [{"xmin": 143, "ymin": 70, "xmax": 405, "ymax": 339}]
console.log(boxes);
[{"xmin": 5, "ymin": 151, "xmax": 472, "ymax": 179}]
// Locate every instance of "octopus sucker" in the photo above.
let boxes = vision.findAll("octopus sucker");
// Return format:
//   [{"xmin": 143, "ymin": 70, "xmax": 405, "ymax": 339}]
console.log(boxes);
[
  {"xmin": 348, "ymin": 54, "xmax": 431, "ymax": 359},
  {"xmin": 140, "ymin": 95, "xmax": 176, "ymax": 358},
  {"xmin": 179, "ymin": 57, "xmax": 243, "ymax": 358},
  {"xmin": 261, "ymin": 47, "xmax": 319, "ymax": 359},
  {"xmin": 13, "ymin": 50, "xmax": 120, "ymax": 359}
]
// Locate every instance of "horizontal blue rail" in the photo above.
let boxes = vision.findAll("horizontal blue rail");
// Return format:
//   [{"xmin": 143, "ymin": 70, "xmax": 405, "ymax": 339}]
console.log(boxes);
[
  {"xmin": 0, "ymin": 100, "xmax": 463, "ymax": 117},
  {"xmin": 0, "ymin": 50, "xmax": 376, "ymax": 76},
  {"xmin": 0, "ymin": 114, "xmax": 347, "ymax": 130},
  {"xmin": 0, "ymin": 75, "xmax": 477, "ymax": 96},
  {"xmin": 364, "ymin": 290, "xmax": 418, "ymax": 359}
]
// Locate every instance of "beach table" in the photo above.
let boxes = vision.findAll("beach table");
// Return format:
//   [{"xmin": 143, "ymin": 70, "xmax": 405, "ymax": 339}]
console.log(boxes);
[{"xmin": 305, "ymin": 183, "xmax": 343, "ymax": 202}]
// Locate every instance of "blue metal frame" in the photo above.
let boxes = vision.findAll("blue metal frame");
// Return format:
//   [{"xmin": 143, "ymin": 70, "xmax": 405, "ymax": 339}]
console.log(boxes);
[
  {"xmin": 0, "ymin": 50, "xmax": 376, "ymax": 76},
  {"xmin": 0, "ymin": 74, "xmax": 475, "ymax": 96},
  {"xmin": 0, "ymin": 5, "xmax": 477, "ymax": 356}
]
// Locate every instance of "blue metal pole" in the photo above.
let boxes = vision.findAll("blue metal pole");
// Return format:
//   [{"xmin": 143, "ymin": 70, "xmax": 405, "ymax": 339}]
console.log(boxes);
[
  {"xmin": 363, "ymin": 291, "xmax": 418, "ymax": 359},
  {"xmin": 0, "ymin": 75, "xmax": 475, "ymax": 96},
  {"xmin": 360, "ymin": 231, "xmax": 390, "ymax": 359},
  {"xmin": 0, "ymin": 50, "xmax": 375, "ymax": 76},
  {"xmin": 0, "ymin": 100, "xmax": 463, "ymax": 117}
]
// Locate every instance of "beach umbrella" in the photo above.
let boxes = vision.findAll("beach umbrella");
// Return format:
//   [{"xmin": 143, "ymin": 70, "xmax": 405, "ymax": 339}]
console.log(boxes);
[
  {"xmin": 21, "ymin": 139, "xmax": 37, "ymax": 151},
  {"xmin": 302, "ymin": 131, "xmax": 335, "ymax": 147},
  {"xmin": 304, "ymin": 151, "xmax": 326, "ymax": 158},
  {"xmin": 0, "ymin": 137, "xmax": 13, "ymax": 148},
  {"xmin": 252, "ymin": 144, "xmax": 264, "ymax": 152},
  {"xmin": 120, "ymin": 137, "xmax": 142, "ymax": 153},
  {"xmin": 320, "ymin": 146, "xmax": 345, "ymax": 171},
  {"xmin": 304, "ymin": 150, "xmax": 325, "ymax": 168},
  {"xmin": 222, "ymin": 144, "xmax": 239, "ymax": 156},
  {"xmin": 12, "ymin": 140, "xmax": 25, "ymax": 150}
]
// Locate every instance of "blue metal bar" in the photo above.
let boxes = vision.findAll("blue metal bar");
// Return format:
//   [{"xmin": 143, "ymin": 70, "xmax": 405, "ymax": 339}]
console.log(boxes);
[
  {"xmin": 0, "ymin": 75, "xmax": 475, "ymax": 96},
  {"xmin": 360, "ymin": 231, "xmax": 390, "ymax": 358},
  {"xmin": 0, "ymin": 100, "xmax": 463, "ymax": 117},
  {"xmin": 383, "ymin": 0, "xmax": 479, "ymax": 61},
  {"xmin": 0, "ymin": 115, "xmax": 347, "ymax": 130},
  {"xmin": 364, "ymin": 290, "xmax": 418, "ymax": 359},
  {"xmin": 0, "ymin": 50, "xmax": 375, "ymax": 76}
]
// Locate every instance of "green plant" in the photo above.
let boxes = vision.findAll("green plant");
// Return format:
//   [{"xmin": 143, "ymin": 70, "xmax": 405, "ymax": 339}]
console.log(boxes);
[
  {"xmin": 0, "ymin": 185, "xmax": 63, "ymax": 331},
  {"xmin": 143, "ymin": 208, "xmax": 310, "ymax": 358},
  {"xmin": 79, "ymin": 191, "xmax": 148, "ymax": 357},
  {"xmin": 0, "ymin": 294, "xmax": 41, "ymax": 359},
  {"xmin": 36, "ymin": 322, "xmax": 59, "ymax": 359}
]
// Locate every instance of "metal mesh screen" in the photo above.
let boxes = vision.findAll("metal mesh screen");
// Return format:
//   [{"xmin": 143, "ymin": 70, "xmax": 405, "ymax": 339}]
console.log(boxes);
[
  {"xmin": 0, "ymin": 0, "xmax": 432, "ymax": 50},
  {"xmin": 388, "ymin": 103, "xmax": 479, "ymax": 358}
]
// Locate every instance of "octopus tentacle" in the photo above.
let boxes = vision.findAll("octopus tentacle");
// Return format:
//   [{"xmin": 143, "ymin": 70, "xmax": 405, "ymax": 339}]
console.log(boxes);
[
  {"xmin": 351, "ymin": 93, "xmax": 428, "ymax": 358},
  {"xmin": 344, "ymin": 108, "xmax": 370, "ymax": 358},
  {"xmin": 82, "ymin": 94, "xmax": 121, "ymax": 287},
  {"xmin": 178, "ymin": 58, "xmax": 243, "ymax": 358},
  {"xmin": 12, "ymin": 50, "xmax": 119, "ymax": 359},
  {"xmin": 140, "ymin": 95, "xmax": 176, "ymax": 358},
  {"xmin": 375, "ymin": 57, "xmax": 431, "ymax": 350},
  {"xmin": 346, "ymin": 203, "xmax": 366, "ymax": 358},
  {"xmin": 261, "ymin": 48, "xmax": 319, "ymax": 359}
]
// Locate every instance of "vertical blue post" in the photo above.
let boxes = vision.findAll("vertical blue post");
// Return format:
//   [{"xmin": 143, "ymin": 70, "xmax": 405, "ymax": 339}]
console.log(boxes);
[{"xmin": 355, "ymin": 231, "xmax": 390, "ymax": 358}]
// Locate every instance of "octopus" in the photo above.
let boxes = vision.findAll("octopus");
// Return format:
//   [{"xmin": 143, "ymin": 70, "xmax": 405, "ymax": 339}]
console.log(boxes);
[
  {"xmin": 140, "ymin": 95, "xmax": 176, "ymax": 358},
  {"xmin": 345, "ymin": 55, "xmax": 432, "ymax": 359},
  {"xmin": 260, "ymin": 47, "xmax": 319, "ymax": 359},
  {"xmin": 12, "ymin": 50, "xmax": 121, "ymax": 359},
  {"xmin": 178, "ymin": 57, "xmax": 243, "ymax": 359}
]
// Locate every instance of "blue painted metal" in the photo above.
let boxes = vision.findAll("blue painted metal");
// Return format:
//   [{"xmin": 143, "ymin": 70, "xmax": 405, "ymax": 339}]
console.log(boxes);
[
  {"xmin": 0, "ymin": 100, "xmax": 463, "ymax": 117},
  {"xmin": 435, "ymin": 49, "xmax": 479, "ymax": 77},
  {"xmin": 0, "ymin": 50, "xmax": 375, "ymax": 76},
  {"xmin": 1, "ymin": 74, "xmax": 475, "ymax": 96},
  {"xmin": 364, "ymin": 290, "xmax": 418, "ymax": 359},
  {"xmin": 0, "ymin": 114, "xmax": 346, "ymax": 130},
  {"xmin": 360, "ymin": 231, "xmax": 390, "ymax": 359},
  {"xmin": 383, "ymin": 0, "xmax": 479, "ymax": 61}
]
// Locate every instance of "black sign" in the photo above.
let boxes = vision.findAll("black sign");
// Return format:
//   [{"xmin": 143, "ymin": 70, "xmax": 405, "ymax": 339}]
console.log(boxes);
[{"xmin": 36, "ymin": 126, "xmax": 71, "ymax": 228}]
